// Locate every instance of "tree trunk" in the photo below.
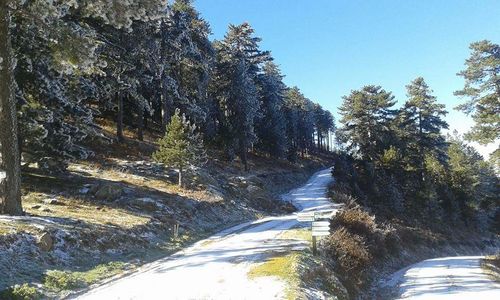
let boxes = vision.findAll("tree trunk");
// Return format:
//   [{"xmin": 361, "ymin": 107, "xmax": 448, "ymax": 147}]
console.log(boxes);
[
  {"xmin": 178, "ymin": 167, "xmax": 183, "ymax": 187},
  {"xmin": 0, "ymin": 5, "xmax": 23, "ymax": 215},
  {"xmin": 240, "ymin": 139, "xmax": 249, "ymax": 171},
  {"xmin": 116, "ymin": 92, "xmax": 124, "ymax": 143},
  {"xmin": 326, "ymin": 131, "xmax": 330, "ymax": 152},
  {"xmin": 137, "ymin": 107, "xmax": 144, "ymax": 141},
  {"xmin": 161, "ymin": 91, "xmax": 170, "ymax": 132}
]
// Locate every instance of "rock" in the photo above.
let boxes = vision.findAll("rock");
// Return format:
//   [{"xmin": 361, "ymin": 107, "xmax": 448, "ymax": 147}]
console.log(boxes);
[
  {"xmin": 79, "ymin": 187, "xmax": 90, "ymax": 194},
  {"xmin": 39, "ymin": 206, "xmax": 52, "ymax": 212},
  {"xmin": 93, "ymin": 184, "xmax": 123, "ymax": 201},
  {"xmin": 37, "ymin": 232, "xmax": 53, "ymax": 251},
  {"xmin": 43, "ymin": 198, "xmax": 62, "ymax": 205},
  {"xmin": 246, "ymin": 185, "xmax": 262, "ymax": 194},
  {"xmin": 30, "ymin": 204, "xmax": 42, "ymax": 209},
  {"xmin": 130, "ymin": 198, "xmax": 160, "ymax": 212},
  {"xmin": 194, "ymin": 169, "xmax": 219, "ymax": 187},
  {"xmin": 206, "ymin": 185, "xmax": 225, "ymax": 202},
  {"xmin": 38, "ymin": 157, "xmax": 67, "ymax": 174}
]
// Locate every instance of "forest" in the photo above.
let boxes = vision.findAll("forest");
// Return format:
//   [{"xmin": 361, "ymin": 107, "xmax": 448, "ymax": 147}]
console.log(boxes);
[
  {"xmin": 0, "ymin": 0, "xmax": 335, "ymax": 216},
  {"xmin": 0, "ymin": 1, "xmax": 498, "ymax": 299}
]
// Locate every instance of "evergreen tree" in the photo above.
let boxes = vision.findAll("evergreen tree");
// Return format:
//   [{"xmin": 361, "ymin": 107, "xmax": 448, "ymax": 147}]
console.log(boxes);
[
  {"xmin": 313, "ymin": 104, "xmax": 335, "ymax": 151},
  {"xmin": 255, "ymin": 62, "xmax": 287, "ymax": 157},
  {"xmin": 153, "ymin": 110, "xmax": 206, "ymax": 187},
  {"xmin": 339, "ymin": 86, "xmax": 396, "ymax": 161},
  {"xmin": 0, "ymin": 0, "xmax": 166, "ymax": 215},
  {"xmin": 284, "ymin": 87, "xmax": 316, "ymax": 159},
  {"xmin": 400, "ymin": 77, "xmax": 448, "ymax": 178},
  {"xmin": 0, "ymin": 2, "xmax": 22, "ymax": 215},
  {"xmin": 161, "ymin": 0, "xmax": 214, "ymax": 128},
  {"xmin": 212, "ymin": 23, "xmax": 270, "ymax": 170},
  {"xmin": 455, "ymin": 40, "xmax": 500, "ymax": 145}
]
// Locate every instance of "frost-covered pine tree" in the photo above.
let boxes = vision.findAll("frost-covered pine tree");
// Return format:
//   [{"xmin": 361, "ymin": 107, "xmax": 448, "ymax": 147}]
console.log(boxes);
[
  {"xmin": 213, "ymin": 23, "xmax": 270, "ymax": 170},
  {"xmin": 153, "ymin": 109, "xmax": 206, "ymax": 187},
  {"xmin": 255, "ymin": 62, "xmax": 288, "ymax": 158},
  {"xmin": 0, "ymin": 0, "xmax": 166, "ymax": 215},
  {"xmin": 0, "ymin": 0, "xmax": 22, "ymax": 215}
]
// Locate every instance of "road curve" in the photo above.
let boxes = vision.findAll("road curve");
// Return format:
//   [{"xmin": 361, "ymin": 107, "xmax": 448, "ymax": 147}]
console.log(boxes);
[
  {"xmin": 76, "ymin": 168, "xmax": 339, "ymax": 300},
  {"xmin": 388, "ymin": 256, "xmax": 500, "ymax": 299}
]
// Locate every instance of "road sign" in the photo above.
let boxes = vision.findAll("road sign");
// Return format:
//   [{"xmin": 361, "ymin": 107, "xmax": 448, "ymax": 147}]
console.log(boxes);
[
  {"xmin": 314, "ymin": 211, "xmax": 333, "ymax": 220},
  {"xmin": 312, "ymin": 221, "xmax": 330, "ymax": 228},
  {"xmin": 312, "ymin": 221, "xmax": 330, "ymax": 238},
  {"xmin": 311, "ymin": 224, "xmax": 331, "ymax": 255},
  {"xmin": 297, "ymin": 212, "xmax": 315, "ymax": 222},
  {"xmin": 312, "ymin": 230, "xmax": 330, "ymax": 237}
]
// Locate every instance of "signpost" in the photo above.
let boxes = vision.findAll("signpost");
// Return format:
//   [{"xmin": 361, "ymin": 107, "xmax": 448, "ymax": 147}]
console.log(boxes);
[
  {"xmin": 311, "ymin": 221, "xmax": 330, "ymax": 255},
  {"xmin": 296, "ymin": 210, "xmax": 333, "ymax": 255}
]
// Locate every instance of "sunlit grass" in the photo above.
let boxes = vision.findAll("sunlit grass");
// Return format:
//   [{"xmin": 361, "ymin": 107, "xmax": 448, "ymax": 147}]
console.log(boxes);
[
  {"xmin": 248, "ymin": 253, "xmax": 300, "ymax": 300},
  {"xmin": 44, "ymin": 262, "xmax": 128, "ymax": 292},
  {"xmin": 279, "ymin": 227, "xmax": 312, "ymax": 243}
]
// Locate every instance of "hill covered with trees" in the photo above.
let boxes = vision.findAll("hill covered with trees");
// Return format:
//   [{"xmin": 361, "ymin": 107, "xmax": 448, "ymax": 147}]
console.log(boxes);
[{"xmin": 0, "ymin": 0, "xmax": 335, "ymax": 216}]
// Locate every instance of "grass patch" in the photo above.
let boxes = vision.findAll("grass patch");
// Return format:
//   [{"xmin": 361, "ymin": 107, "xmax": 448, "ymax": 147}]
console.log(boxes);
[
  {"xmin": 248, "ymin": 253, "xmax": 300, "ymax": 300},
  {"xmin": 279, "ymin": 228, "xmax": 312, "ymax": 243},
  {"xmin": 21, "ymin": 192, "xmax": 150, "ymax": 229},
  {"xmin": 44, "ymin": 262, "xmax": 127, "ymax": 292}
]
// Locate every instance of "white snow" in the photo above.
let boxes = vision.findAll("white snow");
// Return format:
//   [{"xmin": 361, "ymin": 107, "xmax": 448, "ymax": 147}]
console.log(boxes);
[
  {"xmin": 387, "ymin": 256, "xmax": 500, "ymax": 299},
  {"xmin": 75, "ymin": 168, "xmax": 340, "ymax": 300}
]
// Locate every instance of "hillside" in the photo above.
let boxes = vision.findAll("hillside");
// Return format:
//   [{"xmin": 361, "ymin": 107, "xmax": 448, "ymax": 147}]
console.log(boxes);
[{"xmin": 0, "ymin": 125, "xmax": 333, "ymax": 298}]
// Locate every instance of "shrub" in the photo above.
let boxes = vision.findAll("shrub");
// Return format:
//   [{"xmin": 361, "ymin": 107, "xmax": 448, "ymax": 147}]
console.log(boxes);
[
  {"xmin": 323, "ymin": 228, "xmax": 372, "ymax": 293},
  {"xmin": 331, "ymin": 207, "xmax": 377, "ymax": 237},
  {"xmin": 44, "ymin": 270, "xmax": 84, "ymax": 291},
  {"xmin": 0, "ymin": 284, "xmax": 41, "ymax": 300}
]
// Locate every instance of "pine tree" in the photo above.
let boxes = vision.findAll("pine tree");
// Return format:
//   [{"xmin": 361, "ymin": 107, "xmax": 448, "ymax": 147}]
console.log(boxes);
[
  {"xmin": 0, "ymin": 0, "xmax": 166, "ymax": 215},
  {"xmin": 284, "ymin": 87, "xmax": 316, "ymax": 159},
  {"xmin": 153, "ymin": 109, "xmax": 205, "ymax": 187},
  {"xmin": 255, "ymin": 62, "xmax": 287, "ymax": 157},
  {"xmin": 212, "ymin": 23, "xmax": 270, "ymax": 170},
  {"xmin": 455, "ymin": 40, "xmax": 500, "ymax": 145},
  {"xmin": 0, "ymin": 2, "xmax": 22, "ymax": 215},
  {"xmin": 339, "ymin": 85, "xmax": 396, "ymax": 161},
  {"xmin": 400, "ymin": 77, "xmax": 448, "ymax": 178}
]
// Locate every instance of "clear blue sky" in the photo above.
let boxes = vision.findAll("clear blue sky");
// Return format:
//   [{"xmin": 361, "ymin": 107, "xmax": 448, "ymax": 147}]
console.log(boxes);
[{"xmin": 194, "ymin": 0, "xmax": 500, "ymax": 155}]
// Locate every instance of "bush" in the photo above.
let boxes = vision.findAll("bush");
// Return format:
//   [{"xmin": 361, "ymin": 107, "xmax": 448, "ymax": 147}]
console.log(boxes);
[
  {"xmin": 323, "ymin": 228, "xmax": 372, "ymax": 293},
  {"xmin": 44, "ymin": 270, "xmax": 84, "ymax": 291},
  {"xmin": 331, "ymin": 207, "xmax": 377, "ymax": 237},
  {"xmin": 0, "ymin": 284, "xmax": 41, "ymax": 300}
]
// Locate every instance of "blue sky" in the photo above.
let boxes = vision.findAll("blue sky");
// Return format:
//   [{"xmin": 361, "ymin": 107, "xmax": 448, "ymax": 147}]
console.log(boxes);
[{"xmin": 194, "ymin": 0, "xmax": 500, "ymax": 155}]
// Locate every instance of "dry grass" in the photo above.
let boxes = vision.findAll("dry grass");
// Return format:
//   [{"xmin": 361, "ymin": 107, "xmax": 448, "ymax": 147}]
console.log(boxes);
[
  {"xmin": 279, "ymin": 228, "xmax": 312, "ymax": 243},
  {"xmin": 22, "ymin": 192, "xmax": 150, "ymax": 228},
  {"xmin": 482, "ymin": 254, "xmax": 500, "ymax": 282}
]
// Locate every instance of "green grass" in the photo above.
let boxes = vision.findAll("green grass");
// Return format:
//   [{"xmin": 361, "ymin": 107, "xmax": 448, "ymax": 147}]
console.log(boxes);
[
  {"xmin": 248, "ymin": 253, "xmax": 300, "ymax": 300},
  {"xmin": 44, "ymin": 262, "xmax": 127, "ymax": 292}
]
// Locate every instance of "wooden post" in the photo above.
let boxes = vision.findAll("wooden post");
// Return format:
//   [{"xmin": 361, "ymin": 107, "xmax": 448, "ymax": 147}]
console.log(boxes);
[
  {"xmin": 173, "ymin": 223, "xmax": 179, "ymax": 239},
  {"xmin": 312, "ymin": 236, "xmax": 317, "ymax": 255}
]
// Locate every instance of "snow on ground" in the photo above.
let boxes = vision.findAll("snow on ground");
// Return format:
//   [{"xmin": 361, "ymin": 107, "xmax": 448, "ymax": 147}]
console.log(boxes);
[
  {"xmin": 386, "ymin": 256, "xmax": 500, "ymax": 299},
  {"xmin": 76, "ymin": 168, "xmax": 340, "ymax": 300}
]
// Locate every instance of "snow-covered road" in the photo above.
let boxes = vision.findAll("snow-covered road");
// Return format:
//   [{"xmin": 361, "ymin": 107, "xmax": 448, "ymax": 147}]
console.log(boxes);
[
  {"xmin": 388, "ymin": 256, "xmax": 500, "ymax": 299},
  {"xmin": 76, "ymin": 168, "xmax": 338, "ymax": 300}
]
